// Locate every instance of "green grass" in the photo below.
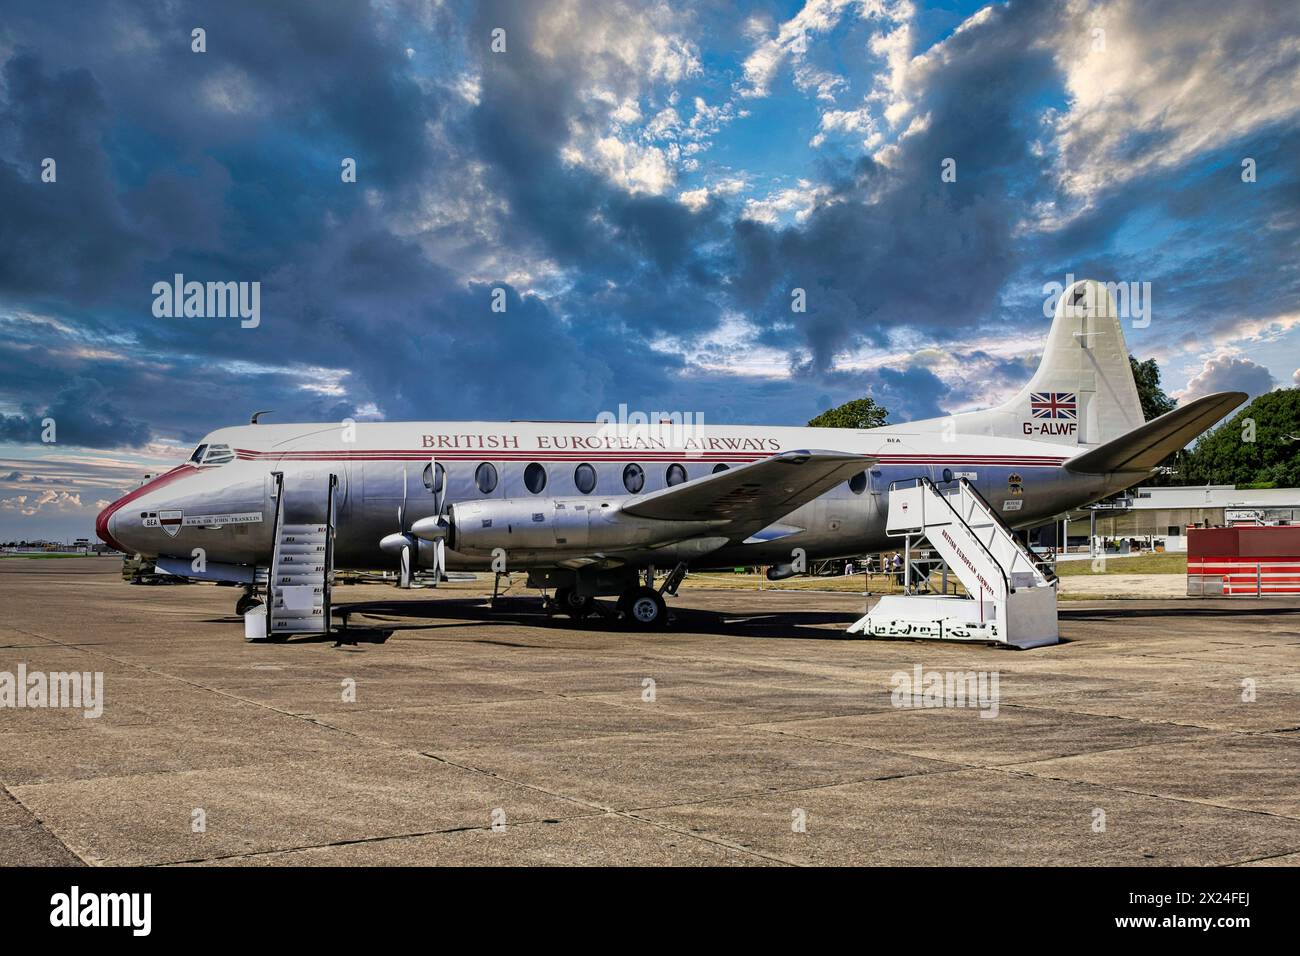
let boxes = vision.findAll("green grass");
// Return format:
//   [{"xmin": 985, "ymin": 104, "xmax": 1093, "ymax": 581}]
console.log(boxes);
[
  {"xmin": 0, "ymin": 552, "xmax": 87, "ymax": 559},
  {"xmin": 1053, "ymin": 552, "xmax": 1187, "ymax": 575}
]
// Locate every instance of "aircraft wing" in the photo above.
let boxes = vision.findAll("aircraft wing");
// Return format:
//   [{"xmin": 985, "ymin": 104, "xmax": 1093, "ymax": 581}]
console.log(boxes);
[
  {"xmin": 620, "ymin": 449, "xmax": 874, "ymax": 539},
  {"xmin": 1065, "ymin": 391, "xmax": 1247, "ymax": 475}
]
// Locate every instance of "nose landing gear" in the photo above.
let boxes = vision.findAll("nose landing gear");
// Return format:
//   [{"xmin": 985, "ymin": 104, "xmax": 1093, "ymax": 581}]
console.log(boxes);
[{"xmin": 235, "ymin": 589, "xmax": 262, "ymax": 616}]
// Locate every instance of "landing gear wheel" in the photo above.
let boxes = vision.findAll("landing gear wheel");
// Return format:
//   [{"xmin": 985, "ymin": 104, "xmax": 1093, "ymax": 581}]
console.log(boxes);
[
  {"xmin": 553, "ymin": 587, "xmax": 595, "ymax": 620},
  {"xmin": 235, "ymin": 592, "xmax": 262, "ymax": 616},
  {"xmin": 620, "ymin": 586, "xmax": 667, "ymax": 629}
]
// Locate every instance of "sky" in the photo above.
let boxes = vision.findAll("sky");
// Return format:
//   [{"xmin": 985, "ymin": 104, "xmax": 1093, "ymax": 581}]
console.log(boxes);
[{"xmin": 2, "ymin": 0, "xmax": 1299, "ymax": 541}]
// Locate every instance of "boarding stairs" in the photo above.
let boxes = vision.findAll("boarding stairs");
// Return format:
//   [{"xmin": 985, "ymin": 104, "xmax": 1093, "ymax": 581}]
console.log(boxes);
[
  {"xmin": 266, "ymin": 471, "xmax": 337, "ymax": 636},
  {"xmin": 848, "ymin": 477, "xmax": 1059, "ymax": 648}
]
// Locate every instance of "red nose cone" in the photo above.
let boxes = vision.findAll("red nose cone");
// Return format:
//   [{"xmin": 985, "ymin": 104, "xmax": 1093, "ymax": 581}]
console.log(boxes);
[
  {"xmin": 95, "ymin": 500, "xmax": 120, "ymax": 551},
  {"xmin": 94, "ymin": 464, "xmax": 197, "ymax": 553}
]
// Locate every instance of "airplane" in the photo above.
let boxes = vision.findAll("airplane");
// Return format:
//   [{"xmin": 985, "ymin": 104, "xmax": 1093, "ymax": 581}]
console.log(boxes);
[{"xmin": 95, "ymin": 280, "xmax": 1246, "ymax": 631}]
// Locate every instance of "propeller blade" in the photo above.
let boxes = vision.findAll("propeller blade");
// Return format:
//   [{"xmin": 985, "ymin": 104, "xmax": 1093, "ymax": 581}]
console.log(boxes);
[
  {"xmin": 398, "ymin": 541, "xmax": 412, "ymax": 588},
  {"xmin": 379, "ymin": 531, "xmax": 415, "ymax": 589}
]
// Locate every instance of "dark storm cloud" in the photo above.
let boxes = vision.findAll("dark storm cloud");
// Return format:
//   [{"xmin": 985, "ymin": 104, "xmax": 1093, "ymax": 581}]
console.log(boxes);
[
  {"xmin": 729, "ymin": 1, "xmax": 1060, "ymax": 374},
  {"xmin": 0, "ymin": 0, "xmax": 1296, "ymax": 457},
  {"xmin": 0, "ymin": 377, "xmax": 150, "ymax": 448}
]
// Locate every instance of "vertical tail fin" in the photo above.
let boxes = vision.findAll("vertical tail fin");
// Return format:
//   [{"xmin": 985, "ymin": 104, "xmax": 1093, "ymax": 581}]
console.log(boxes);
[{"xmin": 943, "ymin": 279, "xmax": 1145, "ymax": 448}]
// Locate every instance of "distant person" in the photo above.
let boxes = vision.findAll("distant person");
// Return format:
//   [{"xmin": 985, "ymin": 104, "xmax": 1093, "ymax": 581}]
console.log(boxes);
[{"xmin": 891, "ymin": 551, "xmax": 904, "ymax": 587}]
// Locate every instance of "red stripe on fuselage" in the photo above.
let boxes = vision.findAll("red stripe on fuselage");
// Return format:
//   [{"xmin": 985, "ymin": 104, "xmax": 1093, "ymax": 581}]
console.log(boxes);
[{"xmin": 232, "ymin": 448, "xmax": 1070, "ymax": 465}]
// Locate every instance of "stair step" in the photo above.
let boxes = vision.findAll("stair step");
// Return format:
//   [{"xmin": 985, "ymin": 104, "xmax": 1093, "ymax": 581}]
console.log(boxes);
[{"xmin": 267, "ymin": 476, "xmax": 336, "ymax": 637}]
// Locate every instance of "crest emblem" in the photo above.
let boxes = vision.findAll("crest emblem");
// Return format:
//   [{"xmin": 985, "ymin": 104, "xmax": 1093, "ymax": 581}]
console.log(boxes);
[{"xmin": 158, "ymin": 510, "xmax": 183, "ymax": 537}]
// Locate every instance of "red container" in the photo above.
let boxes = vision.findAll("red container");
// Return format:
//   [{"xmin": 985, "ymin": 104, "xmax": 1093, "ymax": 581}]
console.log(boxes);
[{"xmin": 1188, "ymin": 526, "xmax": 1300, "ymax": 596}]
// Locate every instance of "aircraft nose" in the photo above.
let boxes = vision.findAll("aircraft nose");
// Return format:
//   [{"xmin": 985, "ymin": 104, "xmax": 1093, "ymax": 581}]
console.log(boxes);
[
  {"xmin": 95, "ymin": 498, "xmax": 128, "ymax": 552},
  {"xmin": 95, "ymin": 463, "xmax": 198, "ymax": 554}
]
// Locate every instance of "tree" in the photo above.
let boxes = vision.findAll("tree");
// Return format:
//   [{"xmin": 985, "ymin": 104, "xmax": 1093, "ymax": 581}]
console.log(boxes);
[
  {"xmin": 1130, "ymin": 354, "xmax": 1177, "ymax": 422},
  {"xmin": 807, "ymin": 397, "xmax": 889, "ymax": 429},
  {"xmin": 1175, "ymin": 388, "xmax": 1300, "ymax": 488}
]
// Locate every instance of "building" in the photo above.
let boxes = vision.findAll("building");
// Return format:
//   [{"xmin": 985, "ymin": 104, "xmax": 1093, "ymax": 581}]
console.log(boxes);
[{"xmin": 1084, "ymin": 485, "xmax": 1300, "ymax": 553}]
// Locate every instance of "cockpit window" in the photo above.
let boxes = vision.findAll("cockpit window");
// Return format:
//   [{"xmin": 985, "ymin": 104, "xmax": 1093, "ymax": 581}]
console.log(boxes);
[
  {"xmin": 201, "ymin": 444, "xmax": 234, "ymax": 465},
  {"xmin": 188, "ymin": 444, "xmax": 209, "ymax": 463}
]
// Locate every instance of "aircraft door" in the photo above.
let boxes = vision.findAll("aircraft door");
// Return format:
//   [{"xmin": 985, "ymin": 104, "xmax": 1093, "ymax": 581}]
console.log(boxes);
[{"xmin": 361, "ymin": 461, "xmax": 427, "ymax": 528}]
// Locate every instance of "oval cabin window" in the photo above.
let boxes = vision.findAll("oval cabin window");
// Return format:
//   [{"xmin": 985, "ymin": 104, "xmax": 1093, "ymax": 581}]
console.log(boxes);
[
  {"xmin": 524, "ymin": 463, "xmax": 547, "ymax": 494},
  {"xmin": 622, "ymin": 463, "xmax": 645, "ymax": 494}
]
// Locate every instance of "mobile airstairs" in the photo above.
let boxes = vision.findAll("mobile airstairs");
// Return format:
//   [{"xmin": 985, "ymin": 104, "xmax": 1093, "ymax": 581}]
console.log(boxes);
[
  {"xmin": 252, "ymin": 471, "xmax": 337, "ymax": 639},
  {"xmin": 848, "ymin": 477, "xmax": 1059, "ymax": 648}
]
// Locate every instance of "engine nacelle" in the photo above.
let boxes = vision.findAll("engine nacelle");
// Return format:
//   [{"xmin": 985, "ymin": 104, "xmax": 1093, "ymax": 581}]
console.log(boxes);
[{"xmin": 448, "ymin": 498, "xmax": 721, "ymax": 556}]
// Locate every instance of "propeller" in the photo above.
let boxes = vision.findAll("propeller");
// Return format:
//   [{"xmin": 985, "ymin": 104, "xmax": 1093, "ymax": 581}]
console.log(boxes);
[
  {"xmin": 411, "ymin": 456, "xmax": 451, "ymax": 586},
  {"xmin": 379, "ymin": 466, "xmax": 416, "ymax": 588}
]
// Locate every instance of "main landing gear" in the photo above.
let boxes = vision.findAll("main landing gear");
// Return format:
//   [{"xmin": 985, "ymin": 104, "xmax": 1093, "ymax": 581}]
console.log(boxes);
[
  {"xmin": 541, "ymin": 563, "xmax": 687, "ymax": 630},
  {"xmin": 553, "ymin": 586, "xmax": 595, "ymax": 620},
  {"xmin": 617, "ymin": 587, "xmax": 667, "ymax": 629}
]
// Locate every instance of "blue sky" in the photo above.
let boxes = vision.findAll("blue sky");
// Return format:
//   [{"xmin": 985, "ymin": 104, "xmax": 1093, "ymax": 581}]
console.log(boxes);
[{"xmin": 2, "ymin": 0, "xmax": 1298, "ymax": 540}]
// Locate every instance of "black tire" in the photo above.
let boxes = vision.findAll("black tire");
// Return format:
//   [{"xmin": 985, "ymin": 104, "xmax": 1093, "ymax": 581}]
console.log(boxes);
[
  {"xmin": 235, "ymin": 593, "xmax": 262, "ymax": 616},
  {"xmin": 553, "ymin": 587, "xmax": 594, "ymax": 619},
  {"xmin": 621, "ymin": 587, "xmax": 667, "ymax": 629}
]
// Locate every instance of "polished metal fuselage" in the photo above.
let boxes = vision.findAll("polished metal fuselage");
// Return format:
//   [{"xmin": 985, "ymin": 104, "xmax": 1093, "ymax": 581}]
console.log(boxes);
[{"xmin": 99, "ymin": 420, "xmax": 1136, "ymax": 574}]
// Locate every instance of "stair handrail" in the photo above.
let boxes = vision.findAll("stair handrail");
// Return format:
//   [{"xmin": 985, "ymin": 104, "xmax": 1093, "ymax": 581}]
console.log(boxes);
[
  {"xmin": 956, "ymin": 478, "xmax": 1056, "ymax": 585},
  {"xmin": 891, "ymin": 476, "xmax": 1012, "ymax": 598}
]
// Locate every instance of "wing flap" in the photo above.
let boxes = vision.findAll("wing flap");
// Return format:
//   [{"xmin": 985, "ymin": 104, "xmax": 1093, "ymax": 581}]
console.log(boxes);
[{"xmin": 1065, "ymin": 391, "xmax": 1247, "ymax": 475}]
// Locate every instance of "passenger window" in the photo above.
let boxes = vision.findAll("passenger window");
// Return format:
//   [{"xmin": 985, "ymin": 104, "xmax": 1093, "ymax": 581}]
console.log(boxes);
[
  {"xmin": 422, "ymin": 461, "xmax": 446, "ymax": 495},
  {"xmin": 524, "ymin": 462, "xmax": 547, "ymax": 494},
  {"xmin": 666, "ymin": 463, "xmax": 687, "ymax": 486},
  {"xmin": 712, "ymin": 463, "xmax": 729, "ymax": 474},
  {"xmin": 574, "ymin": 463, "xmax": 597, "ymax": 494},
  {"xmin": 622, "ymin": 463, "xmax": 645, "ymax": 494},
  {"xmin": 475, "ymin": 462, "xmax": 498, "ymax": 494},
  {"xmin": 848, "ymin": 472, "xmax": 867, "ymax": 494}
]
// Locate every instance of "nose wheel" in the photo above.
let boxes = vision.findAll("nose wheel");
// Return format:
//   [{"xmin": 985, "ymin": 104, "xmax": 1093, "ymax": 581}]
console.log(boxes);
[
  {"xmin": 235, "ymin": 590, "xmax": 262, "ymax": 616},
  {"xmin": 618, "ymin": 586, "xmax": 667, "ymax": 629}
]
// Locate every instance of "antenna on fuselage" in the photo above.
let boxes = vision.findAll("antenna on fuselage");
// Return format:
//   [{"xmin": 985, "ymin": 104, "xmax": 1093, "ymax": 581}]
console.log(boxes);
[{"xmin": 250, "ymin": 410, "xmax": 274, "ymax": 424}]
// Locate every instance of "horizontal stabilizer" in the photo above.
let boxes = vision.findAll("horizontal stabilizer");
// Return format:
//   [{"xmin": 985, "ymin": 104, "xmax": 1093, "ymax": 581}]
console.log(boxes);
[
  {"xmin": 621, "ymin": 449, "xmax": 873, "ymax": 539},
  {"xmin": 1065, "ymin": 391, "xmax": 1247, "ymax": 474}
]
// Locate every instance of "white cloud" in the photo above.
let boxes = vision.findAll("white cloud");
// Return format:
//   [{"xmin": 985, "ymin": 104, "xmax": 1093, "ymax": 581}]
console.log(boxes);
[
  {"xmin": 522, "ymin": 1, "xmax": 718, "ymax": 197},
  {"xmin": 676, "ymin": 175, "xmax": 747, "ymax": 211},
  {"xmin": 588, "ymin": 136, "xmax": 674, "ymax": 195},
  {"xmin": 741, "ymin": 0, "xmax": 878, "ymax": 98},
  {"xmin": 1175, "ymin": 352, "xmax": 1276, "ymax": 401},
  {"xmin": 0, "ymin": 490, "xmax": 84, "ymax": 516},
  {"xmin": 740, "ymin": 181, "xmax": 831, "ymax": 224},
  {"xmin": 1047, "ymin": 0, "xmax": 1300, "ymax": 204},
  {"xmin": 810, "ymin": 105, "xmax": 881, "ymax": 148}
]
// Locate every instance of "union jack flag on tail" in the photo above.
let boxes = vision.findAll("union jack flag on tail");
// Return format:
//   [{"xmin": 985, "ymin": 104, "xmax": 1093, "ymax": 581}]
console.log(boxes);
[{"xmin": 1030, "ymin": 392, "xmax": 1077, "ymax": 420}]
